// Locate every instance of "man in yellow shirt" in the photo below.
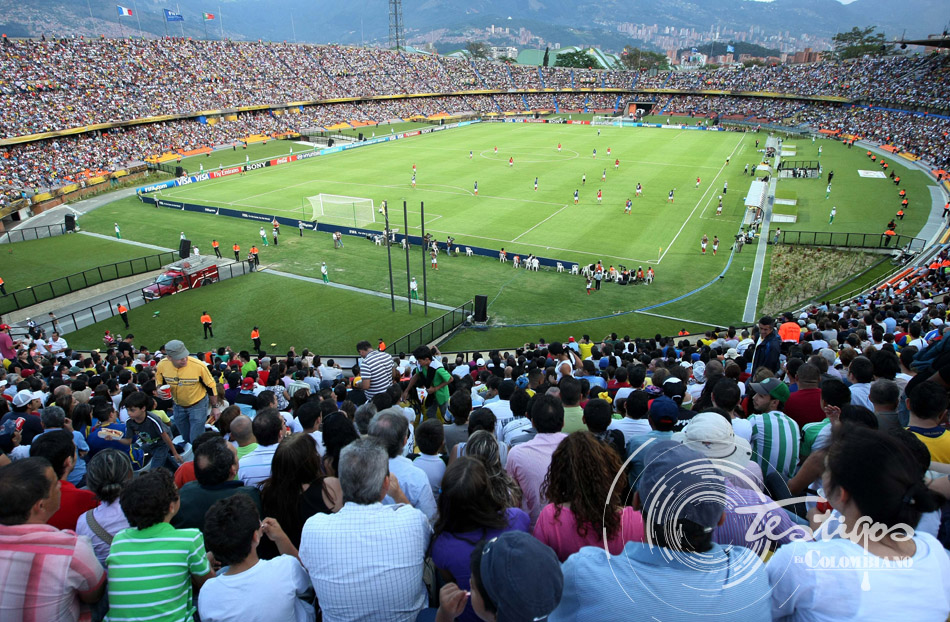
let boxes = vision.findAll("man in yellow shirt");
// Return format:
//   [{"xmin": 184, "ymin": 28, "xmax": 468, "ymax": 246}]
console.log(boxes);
[
  {"xmin": 906, "ymin": 380, "xmax": 950, "ymax": 464},
  {"xmin": 156, "ymin": 339, "xmax": 220, "ymax": 446}
]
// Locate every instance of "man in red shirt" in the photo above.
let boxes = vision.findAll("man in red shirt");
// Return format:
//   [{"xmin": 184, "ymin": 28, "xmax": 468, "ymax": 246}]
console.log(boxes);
[
  {"xmin": 782, "ymin": 363, "xmax": 825, "ymax": 426},
  {"xmin": 29, "ymin": 430, "xmax": 98, "ymax": 531},
  {"xmin": 0, "ymin": 457, "xmax": 106, "ymax": 621}
]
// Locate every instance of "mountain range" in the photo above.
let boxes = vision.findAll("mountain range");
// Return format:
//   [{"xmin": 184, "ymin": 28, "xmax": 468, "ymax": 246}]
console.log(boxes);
[{"xmin": 0, "ymin": 0, "xmax": 944, "ymax": 52}]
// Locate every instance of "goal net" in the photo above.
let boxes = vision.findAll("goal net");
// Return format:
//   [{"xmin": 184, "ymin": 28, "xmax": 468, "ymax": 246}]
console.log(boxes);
[{"xmin": 306, "ymin": 194, "xmax": 376, "ymax": 227}]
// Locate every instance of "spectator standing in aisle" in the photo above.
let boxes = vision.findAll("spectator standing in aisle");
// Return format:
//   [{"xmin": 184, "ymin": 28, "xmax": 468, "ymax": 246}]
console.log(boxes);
[
  {"xmin": 155, "ymin": 339, "xmax": 221, "ymax": 445},
  {"xmin": 356, "ymin": 340, "xmax": 394, "ymax": 398}
]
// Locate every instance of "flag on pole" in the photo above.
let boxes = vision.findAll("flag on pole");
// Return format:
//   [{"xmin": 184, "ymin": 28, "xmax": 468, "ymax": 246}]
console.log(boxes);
[
  {"xmin": 117, "ymin": 5, "xmax": 133, "ymax": 16},
  {"xmin": 726, "ymin": 44, "xmax": 735, "ymax": 53},
  {"xmin": 163, "ymin": 8, "xmax": 184, "ymax": 21},
  {"xmin": 203, "ymin": 12, "xmax": 214, "ymax": 20}
]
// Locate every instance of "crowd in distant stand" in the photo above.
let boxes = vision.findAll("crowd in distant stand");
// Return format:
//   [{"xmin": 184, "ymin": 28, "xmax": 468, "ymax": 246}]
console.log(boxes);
[{"xmin": 2, "ymin": 37, "xmax": 950, "ymax": 204}]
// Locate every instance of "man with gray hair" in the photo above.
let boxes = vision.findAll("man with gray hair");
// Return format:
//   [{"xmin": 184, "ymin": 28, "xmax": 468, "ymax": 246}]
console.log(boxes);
[
  {"xmin": 37, "ymin": 405, "xmax": 89, "ymax": 488},
  {"xmin": 299, "ymin": 438, "xmax": 429, "ymax": 622},
  {"xmin": 368, "ymin": 411, "xmax": 437, "ymax": 521},
  {"xmin": 869, "ymin": 378, "xmax": 901, "ymax": 434}
]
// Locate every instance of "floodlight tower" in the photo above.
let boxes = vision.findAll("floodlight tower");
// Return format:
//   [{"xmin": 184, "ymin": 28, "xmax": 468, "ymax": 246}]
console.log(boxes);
[{"xmin": 389, "ymin": 0, "xmax": 404, "ymax": 50}]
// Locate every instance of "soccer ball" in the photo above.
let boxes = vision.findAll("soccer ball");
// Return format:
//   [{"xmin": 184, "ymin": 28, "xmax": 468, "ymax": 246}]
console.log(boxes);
[{"xmin": 378, "ymin": 207, "xmax": 384, "ymax": 214}]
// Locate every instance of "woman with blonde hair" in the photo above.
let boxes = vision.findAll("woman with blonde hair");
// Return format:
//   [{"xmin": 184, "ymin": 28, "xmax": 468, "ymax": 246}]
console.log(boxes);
[{"xmin": 464, "ymin": 430, "xmax": 522, "ymax": 509}]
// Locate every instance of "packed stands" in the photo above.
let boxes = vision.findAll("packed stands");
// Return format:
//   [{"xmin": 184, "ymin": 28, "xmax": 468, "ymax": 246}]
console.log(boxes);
[{"xmin": 2, "ymin": 37, "xmax": 950, "ymax": 200}]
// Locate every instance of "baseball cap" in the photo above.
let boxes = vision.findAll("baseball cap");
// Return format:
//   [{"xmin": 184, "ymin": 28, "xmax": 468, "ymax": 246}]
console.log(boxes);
[
  {"xmin": 637, "ymin": 441, "xmax": 726, "ymax": 530},
  {"xmin": 476, "ymin": 358, "xmax": 486, "ymax": 367},
  {"xmin": 0, "ymin": 324, "xmax": 9, "ymax": 331},
  {"xmin": 692, "ymin": 361, "xmax": 706, "ymax": 383},
  {"xmin": 648, "ymin": 396, "xmax": 680, "ymax": 424},
  {"xmin": 241, "ymin": 377, "xmax": 255, "ymax": 390},
  {"xmin": 13, "ymin": 390, "xmax": 43, "ymax": 408},
  {"xmin": 478, "ymin": 531, "xmax": 564, "ymax": 622},
  {"xmin": 750, "ymin": 377, "xmax": 790, "ymax": 403},
  {"xmin": 673, "ymin": 412, "xmax": 753, "ymax": 467},
  {"xmin": 164, "ymin": 340, "xmax": 189, "ymax": 360}
]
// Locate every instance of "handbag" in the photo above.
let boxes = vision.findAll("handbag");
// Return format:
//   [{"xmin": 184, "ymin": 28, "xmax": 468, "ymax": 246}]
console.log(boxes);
[{"xmin": 85, "ymin": 510, "xmax": 114, "ymax": 546}]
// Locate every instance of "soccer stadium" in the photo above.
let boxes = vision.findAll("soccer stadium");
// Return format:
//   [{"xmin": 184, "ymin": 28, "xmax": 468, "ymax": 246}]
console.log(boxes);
[{"xmin": 1, "ymin": 28, "xmax": 950, "ymax": 622}]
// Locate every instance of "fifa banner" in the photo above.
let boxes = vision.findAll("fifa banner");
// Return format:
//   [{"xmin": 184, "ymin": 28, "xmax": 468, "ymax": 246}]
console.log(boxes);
[
  {"xmin": 139, "ymin": 193, "xmax": 569, "ymax": 268},
  {"xmin": 135, "ymin": 119, "xmax": 479, "ymax": 195}
]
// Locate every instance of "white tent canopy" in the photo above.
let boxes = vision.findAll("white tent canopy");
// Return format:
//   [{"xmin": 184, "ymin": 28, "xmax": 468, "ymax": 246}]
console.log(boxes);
[{"xmin": 744, "ymin": 180, "xmax": 769, "ymax": 209}]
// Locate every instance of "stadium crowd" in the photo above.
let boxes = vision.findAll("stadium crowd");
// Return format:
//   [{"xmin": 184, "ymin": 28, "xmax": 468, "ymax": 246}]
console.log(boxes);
[
  {"xmin": 2, "ymin": 39, "xmax": 949, "ymax": 202},
  {"xmin": 2, "ymin": 243, "xmax": 950, "ymax": 620}
]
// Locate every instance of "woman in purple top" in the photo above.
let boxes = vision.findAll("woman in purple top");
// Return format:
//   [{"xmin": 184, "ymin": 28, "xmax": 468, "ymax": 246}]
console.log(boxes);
[{"xmin": 431, "ymin": 457, "xmax": 530, "ymax": 622}]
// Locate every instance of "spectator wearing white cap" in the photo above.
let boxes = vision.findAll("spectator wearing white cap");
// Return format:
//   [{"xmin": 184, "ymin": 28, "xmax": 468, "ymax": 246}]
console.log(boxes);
[
  {"xmin": 674, "ymin": 412, "xmax": 809, "ymax": 554},
  {"xmin": 3, "ymin": 389, "xmax": 46, "ymax": 444}
]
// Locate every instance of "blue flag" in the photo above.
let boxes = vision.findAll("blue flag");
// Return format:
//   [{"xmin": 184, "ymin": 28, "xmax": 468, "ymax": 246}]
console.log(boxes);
[
  {"xmin": 727, "ymin": 44, "xmax": 735, "ymax": 53},
  {"xmin": 163, "ymin": 8, "xmax": 184, "ymax": 21}
]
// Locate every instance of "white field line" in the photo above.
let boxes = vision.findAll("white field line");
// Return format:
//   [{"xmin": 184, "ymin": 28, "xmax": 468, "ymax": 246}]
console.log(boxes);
[
  {"xmin": 658, "ymin": 135, "xmax": 745, "ymax": 264},
  {"xmin": 511, "ymin": 204, "xmax": 571, "ymax": 242}
]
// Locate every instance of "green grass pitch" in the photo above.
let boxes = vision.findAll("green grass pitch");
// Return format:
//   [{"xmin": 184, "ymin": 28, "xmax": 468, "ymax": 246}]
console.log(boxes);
[{"xmin": 43, "ymin": 121, "xmax": 933, "ymax": 352}]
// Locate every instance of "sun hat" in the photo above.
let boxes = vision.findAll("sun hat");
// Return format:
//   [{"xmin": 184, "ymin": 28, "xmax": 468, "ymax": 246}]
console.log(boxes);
[{"xmin": 673, "ymin": 412, "xmax": 753, "ymax": 467}]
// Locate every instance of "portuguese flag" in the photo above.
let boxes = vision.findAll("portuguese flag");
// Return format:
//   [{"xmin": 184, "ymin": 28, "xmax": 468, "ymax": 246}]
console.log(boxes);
[{"xmin": 203, "ymin": 12, "xmax": 215, "ymax": 20}]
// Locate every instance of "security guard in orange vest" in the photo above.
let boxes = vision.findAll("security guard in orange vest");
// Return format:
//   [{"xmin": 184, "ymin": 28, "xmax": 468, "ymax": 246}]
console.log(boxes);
[
  {"xmin": 201, "ymin": 311, "xmax": 213, "ymax": 339},
  {"xmin": 117, "ymin": 303, "xmax": 129, "ymax": 328},
  {"xmin": 0, "ymin": 276, "xmax": 5, "ymax": 296},
  {"xmin": 251, "ymin": 327, "xmax": 261, "ymax": 354},
  {"xmin": 232, "ymin": 242, "xmax": 241, "ymax": 261},
  {"xmin": 897, "ymin": 208, "xmax": 905, "ymax": 221},
  {"xmin": 211, "ymin": 240, "xmax": 221, "ymax": 258}
]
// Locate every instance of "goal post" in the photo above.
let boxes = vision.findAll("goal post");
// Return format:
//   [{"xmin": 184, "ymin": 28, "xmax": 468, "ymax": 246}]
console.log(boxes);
[{"xmin": 306, "ymin": 193, "xmax": 376, "ymax": 227}]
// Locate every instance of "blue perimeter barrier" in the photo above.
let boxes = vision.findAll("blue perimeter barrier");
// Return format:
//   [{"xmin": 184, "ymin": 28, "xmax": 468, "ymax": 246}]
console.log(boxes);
[{"xmin": 138, "ymin": 194, "xmax": 586, "ymax": 272}]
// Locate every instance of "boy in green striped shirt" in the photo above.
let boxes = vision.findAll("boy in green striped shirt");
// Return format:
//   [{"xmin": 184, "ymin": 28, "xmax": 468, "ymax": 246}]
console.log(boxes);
[
  {"xmin": 106, "ymin": 469, "xmax": 214, "ymax": 622},
  {"xmin": 748, "ymin": 377, "xmax": 801, "ymax": 480}
]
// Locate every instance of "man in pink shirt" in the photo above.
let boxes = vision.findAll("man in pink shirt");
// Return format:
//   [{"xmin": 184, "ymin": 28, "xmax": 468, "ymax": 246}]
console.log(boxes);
[
  {"xmin": 0, "ymin": 456, "xmax": 106, "ymax": 622},
  {"xmin": 506, "ymin": 394, "xmax": 567, "ymax": 526},
  {"xmin": 0, "ymin": 323, "xmax": 19, "ymax": 363}
]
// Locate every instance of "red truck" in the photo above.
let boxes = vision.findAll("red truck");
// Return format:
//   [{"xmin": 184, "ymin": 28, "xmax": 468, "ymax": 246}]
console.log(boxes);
[{"xmin": 142, "ymin": 256, "xmax": 219, "ymax": 300}]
